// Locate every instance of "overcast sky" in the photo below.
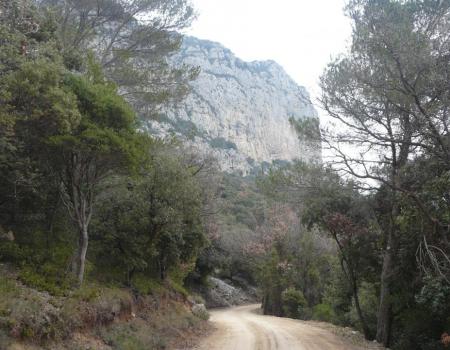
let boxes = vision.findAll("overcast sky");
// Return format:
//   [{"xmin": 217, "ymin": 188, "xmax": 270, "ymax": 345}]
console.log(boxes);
[{"xmin": 187, "ymin": 0, "xmax": 353, "ymax": 106}]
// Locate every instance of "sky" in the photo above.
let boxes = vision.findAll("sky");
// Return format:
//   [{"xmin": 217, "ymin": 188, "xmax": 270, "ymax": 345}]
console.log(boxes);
[{"xmin": 186, "ymin": 0, "xmax": 353, "ymax": 106}]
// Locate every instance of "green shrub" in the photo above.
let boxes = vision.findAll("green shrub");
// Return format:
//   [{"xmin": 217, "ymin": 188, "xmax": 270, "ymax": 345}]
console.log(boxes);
[
  {"xmin": 282, "ymin": 288, "xmax": 307, "ymax": 319},
  {"xmin": 0, "ymin": 241, "xmax": 27, "ymax": 263},
  {"xmin": 18, "ymin": 267, "xmax": 67, "ymax": 296},
  {"xmin": 312, "ymin": 303, "xmax": 335, "ymax": 322},
  {"xmin": 131, "ymin": 275, "xmax": 162, "ymax": 295},
  {"xmin": 6, "ymin": 236, "xmax": 75, "ymax": 296},
  {"xmin": 168, "ymin": 262, "xmax": 196, "ymax": 297},
  {"xmin": 169, "ymin": 279, "xmax": 189, "ymax": 297},
  {"xmin": 71, "ymin": 284, "xmax": 101, "ymax": 302}
]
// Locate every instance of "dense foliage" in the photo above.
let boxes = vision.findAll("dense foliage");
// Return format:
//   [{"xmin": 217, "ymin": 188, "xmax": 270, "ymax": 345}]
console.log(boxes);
[
  {"xmin": 0, "ymin": 0, "xmax": 207, "ymax": 295},
  {"xmin": 255, "ymin": 1, "xmax": 450, "ymax": 350},
  {"xmin": 199, "ymin": 173, "xmax": 269, "ymax": 282}
]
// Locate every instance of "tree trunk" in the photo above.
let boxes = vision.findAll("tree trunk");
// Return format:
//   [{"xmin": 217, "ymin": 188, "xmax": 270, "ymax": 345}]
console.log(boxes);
[
  {"xmin": 334, "ymin": 236, "xmax": 372, "ymax": 340},
  {"xmin": 76, "ymin": 224, "xmax": 89, "ymax": 285},
  {"xmin": 376, "ymin": 168, "xmax": 403, "ymax": 348},
  {"xmin": 159, "ymin": 258, "xmax": 167, "ymax": 280},
  {"xmin": 262, "ymin": 292, "xmax": 269, "ymax": 315},
  {"xmin": 346, "ymin": 258, "xmax": 372, "ymax": 340},
  {"xmin": 353, "ymin": 282, "xmax": 372, "ymax": 340},
  {"xmin": 376, "ymin": 226, "xmax": 395, "ymax": 346}
]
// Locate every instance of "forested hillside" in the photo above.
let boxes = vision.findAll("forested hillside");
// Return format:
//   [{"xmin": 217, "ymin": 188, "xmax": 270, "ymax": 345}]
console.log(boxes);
[{"xmin": 0, "ymin": 0, "xmax": 213, "ymax": 348}]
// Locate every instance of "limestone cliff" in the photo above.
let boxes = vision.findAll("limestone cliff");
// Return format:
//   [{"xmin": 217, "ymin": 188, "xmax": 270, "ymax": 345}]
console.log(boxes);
[{"xmin": 145, "ymin": 36, "xmax": 320, "ymax": 174}]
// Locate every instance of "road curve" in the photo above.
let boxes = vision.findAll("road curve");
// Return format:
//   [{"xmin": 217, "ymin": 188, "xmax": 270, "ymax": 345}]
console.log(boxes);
[{"xmin": 195, "ymin": 304, "xmax": 365, "ymax": 350}]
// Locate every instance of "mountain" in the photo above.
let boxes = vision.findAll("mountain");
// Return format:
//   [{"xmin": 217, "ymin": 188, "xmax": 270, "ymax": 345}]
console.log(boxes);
[{"xmin": 144, "ymin": 36, "xmax": 321, "ymax": 175}]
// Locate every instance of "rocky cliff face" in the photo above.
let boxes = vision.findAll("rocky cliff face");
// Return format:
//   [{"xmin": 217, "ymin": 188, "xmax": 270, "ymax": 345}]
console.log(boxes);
[{"xmin": 145, "ymin": 36, "xmax": 320, "ymax": 174}]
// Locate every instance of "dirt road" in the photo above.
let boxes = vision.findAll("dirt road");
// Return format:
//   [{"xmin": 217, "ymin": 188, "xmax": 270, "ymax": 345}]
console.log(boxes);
[{"xmin": 195, "ymin": 304, "xmax": 366, "ymax": 350}]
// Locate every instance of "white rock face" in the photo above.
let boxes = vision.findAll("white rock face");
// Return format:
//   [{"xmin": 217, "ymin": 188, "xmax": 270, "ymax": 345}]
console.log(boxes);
[{"xmin": 146, "ymin": 36, "xmax": 320, "ymax": 174}]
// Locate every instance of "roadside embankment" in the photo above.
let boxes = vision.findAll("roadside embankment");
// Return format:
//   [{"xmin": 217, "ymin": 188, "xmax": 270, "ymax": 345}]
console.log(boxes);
[{"xmin": 0, "ymin": 265, "xmax": 211, "ymax": 350}]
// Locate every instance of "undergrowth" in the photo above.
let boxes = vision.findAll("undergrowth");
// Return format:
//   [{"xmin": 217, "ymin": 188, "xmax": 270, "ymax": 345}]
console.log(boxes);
[{"xmin": 0, "ymin": 266, "xmax": 207, "ymax": 349}]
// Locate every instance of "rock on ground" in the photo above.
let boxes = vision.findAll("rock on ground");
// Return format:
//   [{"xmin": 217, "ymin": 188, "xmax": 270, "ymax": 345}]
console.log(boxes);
[{"xmin": 200, "ymin": 277, "xmax": 259, "ymax": 309}]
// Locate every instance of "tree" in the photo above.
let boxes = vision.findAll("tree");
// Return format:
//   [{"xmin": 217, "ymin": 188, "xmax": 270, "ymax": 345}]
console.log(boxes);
[
  {"xmin": 322, "ymin": 213, "xmax": 376, "ymax": 339},
  {"xmin": 39, "ymin": 0, "xmax": 199, "ymax": 116},
  {"xmin": 91, "ymin": 139, "xmax": 207, "ymax": 284},
  {"xmin": 138, "ymin": 141, "xmax": 206, "ymax": 280},
  {"xmin": 260, "ymin": 162, "xmax": 378, "ymax": 338},
  {"xmin": 320, "ymin": 0, "xmax": 450, "ymax": 345},
  {"xmin": 47, "ymin": 69, "xmax": 140, "ymax": 285},
  {"xmin": 0, "ymin": 0, "xmax": 207, "ymax": 291},
  {"xmin": 300, "ymin": 172, "xmax": 378, "ymax": 340},
  {"xmin": 0, "ymin": 0, "xmax": 63, "ymax": 227},
  {"xmin": 0, "ymin": 0, "xmax": 143, "ymax": 286}
]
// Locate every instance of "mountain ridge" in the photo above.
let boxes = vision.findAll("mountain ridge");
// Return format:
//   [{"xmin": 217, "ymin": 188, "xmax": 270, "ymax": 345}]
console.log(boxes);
[{"xmin": 144, "ymin": 36, "xmax": 321, "ymax": 174}]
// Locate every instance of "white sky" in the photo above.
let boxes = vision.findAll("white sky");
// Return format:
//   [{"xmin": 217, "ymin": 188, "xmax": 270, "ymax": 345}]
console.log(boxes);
[{"xmin": 187, "ymin": 0, "xmax": 352, "ymax": 106}]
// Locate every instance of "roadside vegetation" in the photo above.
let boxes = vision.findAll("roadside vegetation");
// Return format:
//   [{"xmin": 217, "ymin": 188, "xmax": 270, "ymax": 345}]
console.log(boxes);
[
  {"xmin": 249, "ymin": 2, "xmax": 450, "ymax": 350},
  {"xmin": 0, "ymin": 266, "xmax": 209, "ymax": 349},
  {"xmin": 0, "ymin": 0, "xmax": 211, "ymax": 348}
]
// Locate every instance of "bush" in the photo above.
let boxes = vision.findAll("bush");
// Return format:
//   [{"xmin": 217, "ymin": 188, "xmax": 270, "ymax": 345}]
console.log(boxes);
[
  {"xmin": 282, "ymin": 288, "xmax": 307, "ymax": 319},
  {"xmin": 312, "ymin": 303, "xmax": 335, "ymax": 322},
  {"xmin": 167, "ymin": 261, "xmax": 197, "ymax": 298},
  {"xmin": 191, "ymin": 304, "xmax": 209, "ymax": 320},
  {"xmin": 71, "ymin": 284, "xmax": 101, "ymax": 302},
  {"xmin": 18, "ymin": 267, "xmax": 70, "ymax": 296},
  {"xmin": 131, "ymin": 274, "xmax": 163, "ymax": 295},
  {"xmin": 0, "ymin": 241, "xmax": 27, "ymax": 263}
]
